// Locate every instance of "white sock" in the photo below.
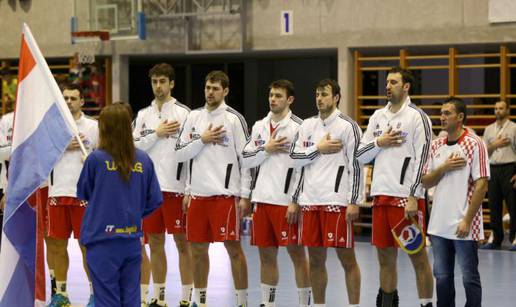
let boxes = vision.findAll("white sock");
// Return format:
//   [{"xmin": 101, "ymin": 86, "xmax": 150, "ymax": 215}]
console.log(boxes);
[
  {"xmin": 298, "ymin": 287, "xmax": 311, "ymax": 306},
  {"xmin": 181, "ymin": 283, "xmax": 193, "ymax": 301},
  {"xmin": 193, "ymin": 288, "xmax": 207, "ymax": 305},
  {"xmin": 141, "ymin": 284, "xmax": 149, "ymax": 302},
  {"xmin": 261, "ymin": 283, "xmax": 276, "ymax": 305},
  {"xmin": 56, "ymin": 281, "xmax": 67, "ymax": 296},
  {"xmin": 349, "ymin": 305, "xmax": 360, "ymax": 307},
  {"xmin": 89, "ymin": 282, "xmax": 93, "ymax": 295},
  {"xmin": 314, "ymin": 304, "xmax": 326, "ymax": 307},
  {"xmin": 235, "ymin": 289, "xmax": 247, "ymax": 306},
  {"xmin": 153, "ymin": 283, "xmax": 166, "ymax": 304},
  {"xmin": 420, "ymin": 298, "xmax": 433, "ymax": 305}
]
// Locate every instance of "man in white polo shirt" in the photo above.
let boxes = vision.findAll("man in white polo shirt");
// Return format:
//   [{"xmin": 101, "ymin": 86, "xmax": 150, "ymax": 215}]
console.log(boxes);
[
  {"xmin": 422, "ymin": 97, "xmax": 489, "ymax": 307},
  {"xmin": 481, "ymin": 100, "xmax": 516, "ymax": 250}
]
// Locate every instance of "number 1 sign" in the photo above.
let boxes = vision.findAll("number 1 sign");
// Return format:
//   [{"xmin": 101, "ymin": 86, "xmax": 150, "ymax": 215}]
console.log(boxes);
[{"xmin": 281, "ymin": 10, "xmax": 294, "ymax": 35}]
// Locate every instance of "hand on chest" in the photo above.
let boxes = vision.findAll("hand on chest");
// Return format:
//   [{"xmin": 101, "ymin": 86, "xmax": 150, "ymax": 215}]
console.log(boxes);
[
  {"xmin": 435, "ymin": 144, "xmax": 471, "ymax": 168},
  {"xmin": 192, "ymin": 117, "xmax": 232, "ymax": 146},
  {"xmin": 302, "ymin": 125, "xmax": 344, "ymax": 149},
  {"xmin": 258, "ymin": 126, "xmax": 293, "ymax": 149},
  {"xmin": 373, "ymin": 120, "xmax": 410, "ymax": 142}
]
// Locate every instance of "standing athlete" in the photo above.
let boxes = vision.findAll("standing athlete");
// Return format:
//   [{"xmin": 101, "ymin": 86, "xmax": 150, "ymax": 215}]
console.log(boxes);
[
  {"xmin": 356, "ymin": 67, "xmax": 433, "ymax": 307},
  {"xmin": 175, "ymin": 70, "xmax": 251, "ymax": 307},
  {"xmin": 133, "ymin": 63, "xmax": 192, "ymax": 307},
  {"xmin": 242, "ymin": 79, "xmax": 311, "ymax": 307},
  {"xmin": 290, "ymin": 79, "xmax": 363, "ymax": 307},
  {"xmin": 46, "ymin": 83, "xmax": 98, "ymax": 307}
]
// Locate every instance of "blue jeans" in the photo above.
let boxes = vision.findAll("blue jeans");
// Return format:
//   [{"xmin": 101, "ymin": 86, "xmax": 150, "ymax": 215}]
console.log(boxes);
[{"xmin": 431, "ymin": 235, "xmax": 482, "ymax": 307}]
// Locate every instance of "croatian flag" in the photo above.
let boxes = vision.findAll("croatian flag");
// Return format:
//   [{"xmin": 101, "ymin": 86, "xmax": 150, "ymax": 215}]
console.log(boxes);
[{"xmin": 0, "ymin": 23, "xmax": 79, "ymax": 307}]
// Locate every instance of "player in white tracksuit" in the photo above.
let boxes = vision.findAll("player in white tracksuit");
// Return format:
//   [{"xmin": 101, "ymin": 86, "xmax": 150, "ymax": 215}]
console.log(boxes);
[
  {"xmin": 132, "ymin": 63, "xmax": 192, "ymax": 307},
  {"xmin": 290, "ymin": 79, "xmax": 363, "ymax": 307},
  {"xmin": 175, "ymin": 71, "xmax": 251, "ymax": 307},
  {"xmin": 242, "ymin": 80, "xmax": 311, "ymax": 307},
  {"xmin": 356, "ymin": 67, "xmax": 433, "ymax": 307}
]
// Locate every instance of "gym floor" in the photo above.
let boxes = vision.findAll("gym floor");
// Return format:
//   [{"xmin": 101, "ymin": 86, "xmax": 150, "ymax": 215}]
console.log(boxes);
[{"xmin": 63, "ymin": 236, "xmax": 516, "ymax": 307}]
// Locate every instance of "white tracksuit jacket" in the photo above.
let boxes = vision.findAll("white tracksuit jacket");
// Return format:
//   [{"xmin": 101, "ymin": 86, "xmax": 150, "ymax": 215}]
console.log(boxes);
[
  {"xmin": 242, "ymin": 111, "xmax": 302, "ymax": 206},
  {"xmin": 175, "ymin": 101, "xmax": 252, "ymax": 198},
  {"xmin": 289, "ymin": 109, "xmax": 364, "ymax": 206},
  {"xmin": 356, "ymin": 97, "xmax": 432, "ymax": 199},
  {"xmin": 133, "ymin": 98, "xmax": 190, "ymax": 193},
  {"xmin": 49, "ymin": 114, "xmax": 98, "ymax": 197}
]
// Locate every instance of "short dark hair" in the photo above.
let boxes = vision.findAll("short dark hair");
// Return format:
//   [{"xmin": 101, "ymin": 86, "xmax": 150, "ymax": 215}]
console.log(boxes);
[
  {"xmin": 495, "ymin": 100, "xmax": 510, "ymax": 109},
  {"xmin": 444, "ymin": 96, "xmax": 467, "ymax": 123},
  {"xmin": 205, "ymin": 70, "xmax": 229, "ymax": 89},
  {"xmin": 316, "ymin": 79, "xmax": 341, "ymax": 105},
  {"xmin": 269, "ymin": 79, "xmax": 295, "ymax": 98},
  {"xmin": 388, "ymin": 66, "xmax": 414, "ymax": 86},
  {"xmin": 148, "ymin": 63, "xmax": 175, "ymax": 81},
  {"xmin": 62, "ymin": 83, "xmax": 83, "ymax": 98}
]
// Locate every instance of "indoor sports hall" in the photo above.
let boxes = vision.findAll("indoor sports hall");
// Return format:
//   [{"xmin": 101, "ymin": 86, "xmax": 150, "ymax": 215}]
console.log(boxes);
[{"xmin": 0, "ymin": 1, "xmax": 515, "ymax": 307}]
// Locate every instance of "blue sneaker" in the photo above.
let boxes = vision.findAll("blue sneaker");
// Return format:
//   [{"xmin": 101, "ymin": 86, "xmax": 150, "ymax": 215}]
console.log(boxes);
[
  {"xmin": 47, "ymin": 293, "xmax": 71, "ymax": 307},
  {"xmin": 480, "ymin": 242, "xmax": 501, "ymax": 250},
  {"xmin": 86, "ymin": 294, "xmax": 95, "ymax": 307}
]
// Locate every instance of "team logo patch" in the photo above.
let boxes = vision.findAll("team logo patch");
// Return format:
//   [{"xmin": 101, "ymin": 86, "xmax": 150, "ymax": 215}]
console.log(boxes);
[
  {"xmin": 281, "ymin": 231, "xmax": 287, "ymax": 239},
  {"xmin": 105, "ymin": 225, "xmax": 115, "ymax": 233},
  {"xmin": 175, "ymin": 219, "xmax": 181, "ymax": 225},
  {"xmin": 391, "ymin": 217, "xmax": 425, "ymax": 255},
  {"xmin": 327, "ymin": 232, "xmax": 334, "ymax": 241},
  {"xmin": 189, "ymin": 126, "xmax": 201, "ymax": 140},
  {"xmin": 399, "ymin": 131, "xmax": 409, "ymax": 142},
  {"xmin": 255, "ymin": 134, "xmax": 265, "ymax": 146},
  {"xmin": 303, "ymin": 135, "xmax": 314, "ymax": 147},
  {"xmin": 220, "ymin": 227, "xmax": 226, "ymax": 233}
]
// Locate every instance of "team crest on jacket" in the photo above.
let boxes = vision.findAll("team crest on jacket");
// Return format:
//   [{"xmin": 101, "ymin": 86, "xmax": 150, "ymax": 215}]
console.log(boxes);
[
  {"xmin": 255, "ymin": 134, "xmax": 265, "ymax": 146},
  {"xmin": 189, "ymin": 126, "xmax": 200, "ymax": 140},
  {"xmin": 303, "ymin": 135, "xmax": 314, "ymax": 147}
]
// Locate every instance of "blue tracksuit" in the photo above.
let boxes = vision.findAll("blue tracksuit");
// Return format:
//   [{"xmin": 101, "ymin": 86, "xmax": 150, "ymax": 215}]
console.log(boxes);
[{"xmin": 77, "ymin": 149, "xmax": 162, "ymax": 307}]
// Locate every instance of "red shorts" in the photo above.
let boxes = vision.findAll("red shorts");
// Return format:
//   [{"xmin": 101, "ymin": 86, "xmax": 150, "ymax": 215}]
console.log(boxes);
[
  {"xmin": 143, "ymin": 192, "xmax": 185, "ymax": 234},
  {"xmin": 186, "ymin": 196, "xmax": 239, "ymax": 243},
  {"xmin": 252, "ymin": 203, "xmax": 300, "ymax": 247},
  {"xmin": 371, "ymin": 196, "xmax": 426, "ymax": 248},
  {"xmin": 300, "ymin": 205, "xmax": 354, "ymax": 248},
  {"xmin": 47, "ymin": 197, "xmax": 87, "ymax": 239},
  {"xmin": 27, "ymin": 187, "xmax": 49, "ymax": 230}
]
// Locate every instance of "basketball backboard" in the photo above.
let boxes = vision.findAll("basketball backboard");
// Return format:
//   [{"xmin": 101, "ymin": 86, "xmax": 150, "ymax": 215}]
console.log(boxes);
[{"xmin": 71, "ymin": 0, "xmax": 146, "ymax": 43}]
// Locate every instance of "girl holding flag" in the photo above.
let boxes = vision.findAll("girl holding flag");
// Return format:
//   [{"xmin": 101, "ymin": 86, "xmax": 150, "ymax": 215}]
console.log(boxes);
[{"xmin": 77, "ymin": 103, "xmax": 162, "ymax": 307}]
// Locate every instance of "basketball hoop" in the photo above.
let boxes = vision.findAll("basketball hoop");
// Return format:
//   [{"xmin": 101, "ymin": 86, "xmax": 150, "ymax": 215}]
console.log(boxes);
[{"xmin": 71, "ymin": 31, "xmax": 110, "ymax": 64}]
